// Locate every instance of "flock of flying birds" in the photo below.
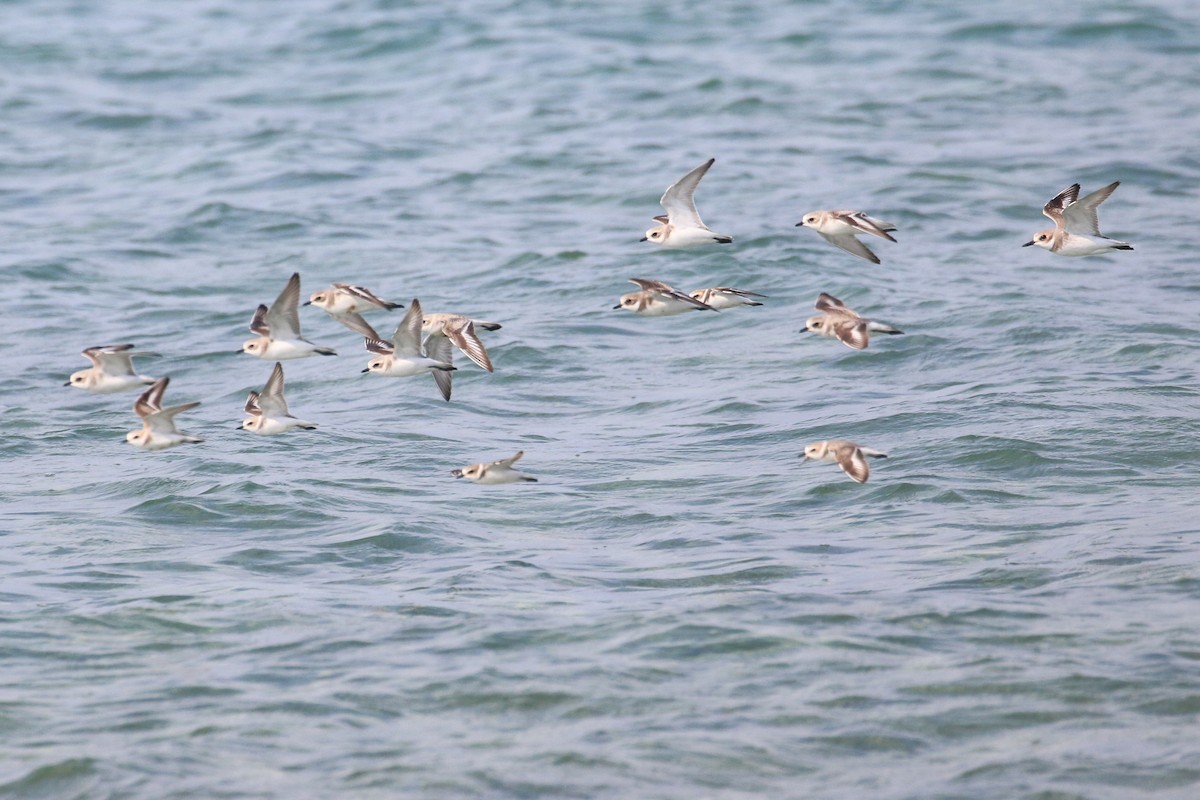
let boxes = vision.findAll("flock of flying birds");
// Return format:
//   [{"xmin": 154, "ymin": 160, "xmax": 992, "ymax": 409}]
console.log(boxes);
[{"xmin": 66, "ymin": 159, "xmax": 1133, "ymax": 484}]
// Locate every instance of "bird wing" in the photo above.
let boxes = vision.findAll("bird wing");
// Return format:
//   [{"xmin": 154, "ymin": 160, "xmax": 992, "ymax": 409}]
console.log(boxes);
[
  {"xmin": 424, "ymin": 332, "xmax": 454, "ymax": 401},
  {"xmin": 335, "ymin": 311, "xmax": 381, "ymax": 340},
  {"xmin": 838, "ymin": 211, "xmax": 898, "ymax": 242},
  {"xmin": 389, "ymin": 299, "xmax": 425, "ymax": 357},
  {"xmin": 1062, "ymin": 181, "xmax": 1119, "ymax": 236},
  {"xmin": 258, "ymin": 361, "xmax": 290, "ymax": 417},
  {"xmin": 659, "ymin": 157, "xmax": 715, "ymax": 229},
  {"xmin": 497, "ymin": 451, "xmax": 525, "ymax": 467},
  {"xmin": 134, "ymin": 377, "xmax": 168, "ymax": 419},
  {"xmin": 248, "ymin": 304, "xmax": 271, "ymax": 336},
  {"xmin": 819, "ymin": 232, "xmax": 881, "ymax": 264},
  {"xmin": 444, "ymin": 320, "xmax": 494, "ymax": 372},
  {"xmin": 85, "ymin": 343, "xmax": 137, "ymax": 374},
  {"xmin": 1042, "ymin": 184, "xmax": 1080, "ymax": 226},
  {"xmin": 265, "ymin": 272, "xmax": 302, "ymax": 339},
  {"xmin": 145, "ymin": 402, "xmax": 200, "ymax": 435},
  {"xmin": 814, "ymin": 292, "xmax": 850, "ymax": 313},
  {"xmin": 836, "ymin": 446, "xmax": 871, "ymax": 483},
  {"xmin": 833, "ymin": 320, "xmax": 870, "ymax": 350},
  {"xmin": 244, "ymin": 390, "xmax": 262, "ymax": 417}
]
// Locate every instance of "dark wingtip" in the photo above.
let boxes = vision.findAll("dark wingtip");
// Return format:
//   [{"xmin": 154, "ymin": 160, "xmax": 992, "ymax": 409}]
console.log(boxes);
[
  {"xmin": 387, "ymin": 302, "xmax": 405, "ymax": 309},
  {"xmin": 715, "ymin": 236, "xmax": 733, "ymax": 244},
  {"xmin": 1115, "ymin": 244, "xmax": 1134, "ymax": 251},
  {"xmin": 887, "ymin": 329, "xmax": 905, "ymax": 335},
  {"xmin": 318, "ymin": 349, "xmax": 337, "ymax": 356}
]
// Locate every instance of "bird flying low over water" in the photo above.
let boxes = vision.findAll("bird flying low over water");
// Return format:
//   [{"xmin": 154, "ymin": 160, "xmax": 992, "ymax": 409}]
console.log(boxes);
[
  {"xmin": 242, "ymin": 273, "xmax": 338, "ymax": 360},
  {"xmin": 361, "ymin": 299, "xmax": 457, "ymax": 401},
  {"xmin": 305, "ymin": 283, "xmax": 404, "ymax": 339},
  {"xmin": 66, "ymin": 343, "xmax": 157, "ymax": 393},
  {"xmin": 1023, "ymin": 182, "xmax": 1133, "ymax": 256},
  {"xmin": 796, "ymin": 210, "xmax": 897, "ymax": 264},
  {"xmin": 451, "ymin": 451, "xmax": 538, "ymax": 484},
  {"xmin": 802, "ymin": 292, "xmax": 903, "ymax": 350},
  {"xmin": 239, "ymin": 362, "xmax": 317, "ymax": 435},
  {"xmin": 801, "ymin": 439, "xmax": 888, "ymax": 483},
  {"xmin": 125, "ymin": 377, "xmax": 203, "ymax": 451},
  {"xmin": 641, "ymin": 158, "xmax": 733, "ymax": 247}
]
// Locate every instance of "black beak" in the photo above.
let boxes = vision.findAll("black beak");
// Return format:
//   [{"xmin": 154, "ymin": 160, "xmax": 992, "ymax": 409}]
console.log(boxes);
[
  {"xmin": 63, "ymin": 380, "xmax": 71, "ymax": 386},
  {"xmin": 234, "ymin": 349, "xmax": 245, "ymax": 354},
  {"xmin": 360, "ymin": 367, "xmax": 370, "ymax": 373},
  {"xmin": 1021, "ymin": 241, "xmax": 1035, "ymax": 247},
  {"xmin": 639, "ymin": 236, "xmax": 648, "ymax": 242},
  {"xmin": 612, "ymin": 304, "xmax": 623, "ymax": 310},
  {"xmin": 795, "ymin": 221, "xmax": 804, "ymax": 227},
  {"xmin": 302, "ymin": 300, "xmax": 311, "ymax": 306},
  {"xmin": 235, "ymin": 425, "xmax": 245, "ymax": 430}
]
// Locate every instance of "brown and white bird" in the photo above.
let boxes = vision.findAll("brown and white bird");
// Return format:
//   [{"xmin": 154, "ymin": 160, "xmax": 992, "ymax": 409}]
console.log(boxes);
[
  {"xmin": 796, "ymin": 210, "xmax": 897, "ymax": 264},
  {"xmin": 801, "ymin": 440, "xmax": 888, "ymax": 483},
  {"xmin": 125, "ymin": 377, "xmax": 203, "ymax": 451},
  {"xmin": 66, "ymin": 344, "xmax": 157, "ymax": 393},
  {"xmin": 451, "ymin": 451, "xmax": 538, "ymax": 484},
  {"xmin": 241, "ymin": 273, "xmax": 337, "ymax": 360},
  {"xmin": 1023, "ymin": 182, "xmax": 1133, "ymax": 256},
  {"xmin": 361, "ymin": 299, "xmax": 457, "ymax": 401},
  {"xmin": 239, "ymin": 362, "xmax": 317, "ymax": 435},
  {"xmin": 305, "ymin": 283, "xmax": 404, "ymax": 339},
  {"xmin": 802, "ymin": 292, "xmax": 903, "ymax": 350}
]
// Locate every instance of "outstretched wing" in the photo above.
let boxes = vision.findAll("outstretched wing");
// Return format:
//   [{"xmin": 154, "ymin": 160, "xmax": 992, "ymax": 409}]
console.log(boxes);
[
  {"xmin": 258, "ymin": 361, "xmax": 290, "ymax": 417},
  {"xmin": 248, "ymin": 304, "xmax": 271, "ymax": 336},
  {"xmin": 659, "ymin": 158, "xmax": 714, "ymax": 229},
  {"xmin": 244, "ymin": 391, "xmax": 262, "ymax": 417},
  {"xmin": 814, "ymin": 292, "xmax": 849, "ymax": 312},
  {"xmin": 837, "ymin": 211, "xmax": 897, "ymax": 242},
  {"xmin": 819, "ymin": 232, "xmax": 881, "ymax": 264},
  {"xmin": 335, "ymin": 311, "xmax": 381, "ymax": 340},
  {"xmin": 134, "ymin": 377, "xmax": 168, "ymax": 419},
  {"xmin": 833, "ymin": 320, "xmax": 870, "ymax": 350},
  {"xmin": 836, "ymin": 446, "xmax": 871, "ymax": 483},
  {"xmin": 1042, "ymin": 184, "xmax": 1080, "ymax": 226},
  {"xmin": 389, "ymin": 300, "xmax": 425, "ymax": 357},
  {"xmin": 445, "ymin": 320, "xmax": 494, "ymax": 372},
  {"xmin": 265, "ymin": 272, "xmax": 302, "ymax": 339},
  {"xmin": 1062, "ymin": 181, "xmax": 1119, "ymax": 236}
]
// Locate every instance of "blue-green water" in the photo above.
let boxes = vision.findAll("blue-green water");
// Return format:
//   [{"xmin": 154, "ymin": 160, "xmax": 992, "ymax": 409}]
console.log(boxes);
[{"xmin": 3, "ymin": 1, "xmax": 1199, "ymax": 797}]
